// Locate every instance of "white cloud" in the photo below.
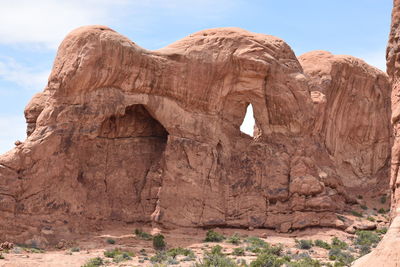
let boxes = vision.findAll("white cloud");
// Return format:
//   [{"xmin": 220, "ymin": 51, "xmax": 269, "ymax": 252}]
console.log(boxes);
[
  {"xmin": 0, "ymin": 114, "xmax": 26, "ymax": 154},
  {"xmin": 0, "ymin": 0, "xmax": 236, "ymax": 49},
  {"xmin": 0, "ymin": 0, "xmax": 128, "ymax": 49},
  {"xmin": 0, "ymin": 57, "xmax": 50, "ymax": 91}
]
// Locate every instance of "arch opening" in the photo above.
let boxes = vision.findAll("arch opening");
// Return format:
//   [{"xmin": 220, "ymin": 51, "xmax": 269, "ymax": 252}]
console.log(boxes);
[{"xmin": 240, "ymin": 104, "xmax": 256, "ymax": 137}]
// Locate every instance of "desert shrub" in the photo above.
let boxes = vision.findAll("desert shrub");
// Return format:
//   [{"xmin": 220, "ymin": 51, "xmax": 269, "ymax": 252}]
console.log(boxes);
[
  {"xmin": 227, "ymin": 233, "xmax": 241, "ymax": 245},
  {"xmin": 314, "ymin": 239, "xmax": 331, "ymax": 250},
  {"xmin": 337, "ymin": 215, "xmax": 346, "ymax": 222},
  {"xmin": 287, "ymin": 257, "xmax": 322, "ymax": 267},
  {"xmin": 204, "ymin": 230, "xmax": 225, "ymax": 242},
  {"xmin": 0, "ymin": 253, "xmax": 4, "ymax": 260},
  {"xmin": 350, "ymin": 210, "xmax": 363, "ymax": 217},
  {"xmin": 367, "ymin": 216, "xmax": 375, "ymax": 222},
  {"xmin": 153, "ymin": 234, "xmax": 166, "ymax": 251},
  {"xmin": 328, "ymin": 248, "xmax": 354, "ymax": 266},
  {"xmin": 113, "ymin": 252, "xmax": 132, "ymax": 263},
  {"xmin": 360, "ymin": 205, "xmax": 368, "ymax": 210},
  {"xmin": 195, "ymin": 245, "xmax": 237, "ymax": 267},
  {"xmin": 378, "ymin": 208, "xmax": 386, "ymax": 214},
  {"xmin": 376, "ymin": 227, "xmax": 388, "ymax": 235},
  {"xmin": 150, "ymin": 252, "xmax": 167, "ymax": 263},
  {"xmin": 233, "ymin": 247, "xmax": 245, "ymax": 256},
  {"xmin": 380, "ymin": 195, "xmax": 387, "ymax": 204},
  {"xmin": 354, "ymin": 231, "xmax": 381, "ymax": 247},
  {"xmin": 167, "ymin": 247, "xmax": 195, "ymax": 259},
  {"xmin": 81, "ymin": 257, "xmax": 104, "ymax": 267},
  {"xmin": 104, "ymin": 248, "xmax": 134, "ymax": 259},
  {"xmin": 106, "ymin": 238, "xmax": 115, "ymax": 244},
  {"xmin": 250, "ymin": 253, "xmax": 286, "ymax": 267},
  {"xmin": 295, "ymin": 239, "xmax": 313, "ymax": 250},
  {"xmin": 134, "ymin": 229, "xmax": 152, "ymax": 240},
  {"xmin": 359, "ymin": 245, "xmax": 371, "ymax": 256},
  {"xmin": 245, "ymin": 237, "xmax": 270, "ymax": 253},
  {"xmin": 70, "ymin": 247, "xmax": 80, "ymax": 252},
  {"xmin": 331, "ymin": 237, "xmax": 348, "ymax": 249}
]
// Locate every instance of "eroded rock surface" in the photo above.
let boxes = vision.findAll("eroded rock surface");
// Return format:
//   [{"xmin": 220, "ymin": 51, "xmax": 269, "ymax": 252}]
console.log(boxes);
[
  {"xmin": 354, "ymin": 1, "xmax": 400, "ymax": 265},
  {"xmin": 0, "ymin": 26, "xmax": 390, "ymax": 245}
]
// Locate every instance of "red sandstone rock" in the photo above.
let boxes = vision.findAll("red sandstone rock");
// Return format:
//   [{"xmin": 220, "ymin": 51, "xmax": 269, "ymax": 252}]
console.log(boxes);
[{"xmin": 0, "ymin": 25, "xmax": 390, "ymax": 245}]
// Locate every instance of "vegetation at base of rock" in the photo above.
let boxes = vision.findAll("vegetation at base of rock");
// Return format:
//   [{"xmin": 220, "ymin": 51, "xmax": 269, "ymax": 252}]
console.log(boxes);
[
  {"xmin": 250, "ymin": 253, "xmax": 287, "ymax": 267},
  {"xmin": 195, "ymin": 245, "xmax": 237, "ymax": 267},
  {"xmin": 245, "ymin": 237, "xmax": 283, "ymax": 255},
  {"xmin": 360, "ymin": 205, "xmax": 368, "ymax": 210},
  {"xmin": 0, "ymin": 253, "xmax": 4, "ymax": 260},
  {"xmin": 367, "ymin": 216, "xmax": 375, "ymax": 222},
  {"xmin": 376, "ymin": 227, "xmax": 388, "ymax": 235},
  {"xmin": 295, "ymin": 239, "xmax": 313, "ymax": 250},
  {"xmin": 104, "ymin": 248, "xmax": 134, "ymax": 262},
  {"xmin": 328, "ymin": 248, "xmax": 354, "ymax": 266},
  {"xmin": 331, "ymin": 237, "xmax": 348, "ymax": 249},
  {"xmin": 204, "ymin": 230, "xmax": 225, "ymax": 242},
  {"xmin": 286, "ymin": 257, "xmax": 322, "ymax": 267},
  {"xmin": 153, "ymin": 234, "xmax": 166, "ymax": 251},
  {"xmin": 226, "ymin": 233, "xmax": 241, "ymax": 245},
  {"xmin": 105, "ymin": 238, "xmax": 115, "ymax": 244},
  {"xmin": 232, "ymin": 247, "xmax": 245, "ymax": 256},
  {"xmin": 134, "ymin": 229, "xmax": 152, "ymax": 240},
  {"xmin": 350, "ymin": 210, "xmax": 363, "ymax": 217},
  {"xmin": 378, "ymin": 208, "xmax": 387, "ymax": 214},
  {"xmin": 380, "ymin": 195, "xmax": 387, "ymax": 204},
  {"xmin": 166, "ymin": 247, "xmax": 195, "ymax": 259},
  {"xmin": 81, "ymin": 257, "xmax": 104, "ymax": 267},
  {"xmin": 70, "ymin": 247, "xmax": 80, "ymax": 252},
  {"xmin": 354, "ymin": 230, "xmax": 381, "ymax": 247},
  {"xmin": 314, "ymin": 239, "xmax": 331, "ymax": 250}
]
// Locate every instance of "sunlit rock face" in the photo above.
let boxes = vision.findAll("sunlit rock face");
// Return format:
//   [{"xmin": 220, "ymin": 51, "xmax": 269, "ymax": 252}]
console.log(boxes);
[{"xmin": 0, "ymin": 25, "xmax": 390, "ymax": 245}]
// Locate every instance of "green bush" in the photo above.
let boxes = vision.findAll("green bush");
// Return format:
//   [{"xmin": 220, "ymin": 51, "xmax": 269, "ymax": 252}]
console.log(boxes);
[
  {"xmin": 287, "ymin": 257, "xmax": 322, "ymax": 267},
  {"xmin": 328, "ymin": 248, "xmax": 354, "ymax": 266},
  {"xmin": 233, "ymin": 247, "xmax": 245, "ymax": 256},
  {"xmin": 314, "ymin": 239, "xmax": 331, "ymax": 250},
  {"xmin": 70, "ymin": 247, "xmax": 80, "ymax": 252},
  {"xmin": 378, "ymin": 208, "xmax": 386, "ymax": 214},
  {"xmin": 134, "ymin": 229, "xmax": 152, "ymax": 240},
  {"xmin": 354, "ymin": 230, "xmax": 381, "ymax": 247},
  {"xmin": 195, "ymin": 245, "xmax": 237, "ymax": 267},
  {"xmin": 153, "ymin": 234, "xmax": 166, "ymax": 251},
  {"xmin": 167, "ymin": 247, "xmax": 195, "ymax": 259},
  {"xmin": 150, "ymin": 252, "xmax": 167, "ymax": 263},
  {"xmin": 250, "ymin": 253, "xmax": 286, "ymax": 267},
  {"xmin": 367, "ymin": 216, "xmax": 375, "ymax": 222},
  {"xmin": 331, "ymin": 237, "xmax": 348, "ymax": 249},
  {"xmin": 359, "ymin": 245, "xmax": 371, "ymax": 256},
  {"xmin": 360, "ymin": 205, "xmax": 368, "ymax": 210},
  {"xmin": 104, "ymin": 248, "xmax": 134, "ymax": 259},
  {"xmin": 376, "ymin": 227, "xmax": 388, "ymax": 235},
  {"xmin": 380, "ymin": 195, "xmax": 387, "ymax": 204},
  {"xmin": 81, "ymin": 257, "xmax": 104, "ymax": 267},
  {"xmin": 204, "ymin": 230, "xmax": 225, "ymax": 242},
  {"xmin": 226, "ymin": 233, "xmax": 241, "ymax": 245},
  {"xmin": 350, "ymin": 210, "xmax": 363, "ymax": 217},
  {"xmin": 106, "ymin": 238, "xmax": 115, "ymax": 244},
  {"xmin": 0, "ymin": 253, "xmax": 4, "ymax": 260},
  {"xmin": 295, "ymin": 239, "xmax": 313, "ymax": 250}
]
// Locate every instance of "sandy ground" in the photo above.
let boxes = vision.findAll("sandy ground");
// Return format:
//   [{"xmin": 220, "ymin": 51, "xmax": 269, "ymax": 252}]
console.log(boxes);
[{"xmin": 0, "ymin": 194, "xmax": 390, "ymax": 267}]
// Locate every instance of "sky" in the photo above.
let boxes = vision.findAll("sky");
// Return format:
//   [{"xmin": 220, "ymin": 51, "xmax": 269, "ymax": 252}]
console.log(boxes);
[{"xmin": 0, "ymin": 0, "xmax": 393, "ymax": 153}]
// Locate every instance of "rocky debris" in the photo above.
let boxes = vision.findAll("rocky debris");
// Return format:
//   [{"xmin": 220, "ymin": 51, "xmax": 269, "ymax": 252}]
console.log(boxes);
[
  {"xmin": 0, "ymin": 25, "xmax": 391, "ymax": 244},
  {"xmin": 0, "ymin": 242, "xmax": 14, "ymax": 251}
]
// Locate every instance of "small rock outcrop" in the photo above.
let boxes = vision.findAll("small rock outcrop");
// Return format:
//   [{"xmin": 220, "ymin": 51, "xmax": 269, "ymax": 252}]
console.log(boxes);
[{"xmin": 0, "ymin": 26, "xmax": 390, "ymax": 245}]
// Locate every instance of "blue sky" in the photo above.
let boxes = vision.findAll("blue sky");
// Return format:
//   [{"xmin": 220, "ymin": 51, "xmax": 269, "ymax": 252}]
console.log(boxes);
[{"xmin": 0, "ymin": 0, "xmax": 393, "ymax": 153}]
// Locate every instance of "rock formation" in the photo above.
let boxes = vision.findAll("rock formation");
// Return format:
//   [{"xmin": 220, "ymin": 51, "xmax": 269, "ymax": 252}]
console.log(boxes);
[
  {"xmin": 0, "ymin": 25, "xmax": 391, "ymax": 246},
  {"xmin": 354, "ymin": 1, "xmax": 400, "ymax": 265}
]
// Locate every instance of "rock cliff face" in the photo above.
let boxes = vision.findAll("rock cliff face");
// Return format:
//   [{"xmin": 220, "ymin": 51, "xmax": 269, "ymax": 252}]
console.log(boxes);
[
  {"xmin": 354, "ymin": 1, "xmax": 400, "ymax": 265},
  {"xmin": 0, "ymin": 25, "xmax": 391, "ymax": 245},
  {"xmin": 299, "ymin": 51, "xmax": 391, "ymax": 189}
]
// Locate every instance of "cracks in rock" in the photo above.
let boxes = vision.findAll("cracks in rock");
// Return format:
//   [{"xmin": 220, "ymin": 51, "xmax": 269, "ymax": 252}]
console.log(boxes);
[{"xmin": 103, "ymin": 141, "xmax": 109, "ymax": 194}]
